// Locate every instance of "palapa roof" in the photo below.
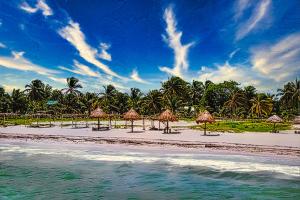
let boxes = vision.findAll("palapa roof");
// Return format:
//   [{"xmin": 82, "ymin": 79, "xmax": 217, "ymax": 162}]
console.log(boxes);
[
  {"xmin": 90, "ymin": 107, "xmax": 107, "ymax": 118},
  {"xmin": 196, "ymin": 110, "xmax": 215, "ymax": 123},
  {"xmin": 123, "ymin": 108, "xmax": 140, "ymax": 120},
  {"xmin": 266, "ymin": 115, "xmax": 283, "ymax": 123},
  {"xmin": 158, "ymin": 109, "xmax": 177, "ymax": 122}
]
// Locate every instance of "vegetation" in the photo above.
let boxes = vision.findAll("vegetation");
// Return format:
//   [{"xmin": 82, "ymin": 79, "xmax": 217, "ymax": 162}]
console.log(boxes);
[
  {"xmin": 0, "ymin": 76, "xmax": 299, "ymax": 121},
  {"xmin": 191, "ymin": 121, "xmax": 292, "ymax": 133}
]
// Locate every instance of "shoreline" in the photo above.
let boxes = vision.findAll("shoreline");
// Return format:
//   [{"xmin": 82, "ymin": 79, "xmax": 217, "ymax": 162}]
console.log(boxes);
[{"xmin": 1, "ymin": 131, "xmax": 299, "ymax": 158}]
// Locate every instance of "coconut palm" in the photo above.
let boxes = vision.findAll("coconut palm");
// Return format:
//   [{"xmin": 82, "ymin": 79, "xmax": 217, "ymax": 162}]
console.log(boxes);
[
  {"xmin": 224, "ymin": 90, "xmax": 246, "ymax": 117},
  {"xmin": 189, "ymin": 80, "xmax": 204, "ymax": 106},
  {"xmin": 161, "ymin": 76, "xmax": 188, "ymax": 98},
  {"xmin": 128, "ymin": 88, "xmax": 143, "ymax": 111},
  {"xmin": 143, "ymin": 90, "xmax": 162, "ymax": 115},
  {"xmin": 62, "ymin": 77, "xmax": 82, "ymax": 95},
  {"xmin": 11, "ymin": 89, "xmax": 27, "ymax": 113},
  {"xmin": 250, "ymin": 94, "xmax": 273, "ymax": 118},
  {"xmin": 100, "ymin": 85, "xmax": 117, "ymax": 113},
  {"xmin": 25, "ymin": 79, "xmax": 46, "ymax": 101},
  {"xmin": 0, "ymin": 87, "xmax": 11, "ymax": 113},
  {"xmin": 278, "ymin": 79, "xmax": 300, "ymax": 110}
]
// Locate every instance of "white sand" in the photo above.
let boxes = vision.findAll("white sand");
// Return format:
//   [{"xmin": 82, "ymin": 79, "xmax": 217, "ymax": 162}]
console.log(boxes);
[{"xmin": 0, "ymin": 123, "xmax": 299, "ymax": 148}]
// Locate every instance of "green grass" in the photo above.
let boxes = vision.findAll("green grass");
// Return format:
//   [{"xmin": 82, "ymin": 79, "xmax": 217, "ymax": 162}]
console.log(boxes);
[
  {"xmin": 0, "ymin": 118, "xmax": 292, "ymax": 133},
  {"xmin": 191, "ymin": 121, "xmax": 292, "ymax": 133}
]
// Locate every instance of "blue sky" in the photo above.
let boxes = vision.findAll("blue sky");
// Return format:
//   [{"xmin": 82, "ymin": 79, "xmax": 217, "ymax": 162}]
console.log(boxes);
[{"xmin": 0, "ymin": 0, "xmax": 299, "ymax": 93}]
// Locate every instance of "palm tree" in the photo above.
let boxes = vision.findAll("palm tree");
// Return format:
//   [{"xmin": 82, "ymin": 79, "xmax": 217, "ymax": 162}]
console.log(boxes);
[
  {"xmin": 165, "ymin": 96, "xmax": 183, "ymax": 113},
  {"xmin": 250, "ymin": 94, "xmax": 273, "ymax": 118},
  {"xmin": 100, "ymin": 85, "xmax": 117, "ymax": 113},
  {"xmin": 143, "ymin": 90, "xmax": 162, "ymax": 115},
  {"xmin": 161, "ymin": 76, "xmax": 188, "ymax": 98},
  {"xmin": 0, "ymin": 87, "xmax": 11, "ymax": 113},
  {"xmin": 189, "ymin": 80, "xmax": 204, "ymax": 106},
  {"xmin": 11, "ymin": 89, "xmax": 27, "ymax": 113},
  {"xmin": 25, "ymin": 79, "xmax": 46, "ymax": 101},
  {"xmin": 224, "ymin": 90, "xmax": 246, "ymax": 117},
  {"xmin": 79, "ymin": 92, "xmax": 97, "ymax": 115},
  {"xmin": 128, "ymin": 88, "xmax": 143, "ymax": 111},
  {"xmin": 62, "ymin": 77, "xmax": 82, "ymax": 95}
]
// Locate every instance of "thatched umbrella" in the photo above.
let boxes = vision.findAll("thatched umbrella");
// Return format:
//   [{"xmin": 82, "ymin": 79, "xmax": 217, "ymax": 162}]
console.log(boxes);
[
  {"xmin": 196, "ymin": 110, "xmax": 215, "ymax": 135},
  {"xmin": 90, "ymin": 107, "xmax": 107, "ymax": 130},
  {"xmin": 267, "ymin": 115, "xmax": 283, "ymax": 133},
  {"xmin": 158, "ymin": 109, "xmax": 177, "ymax": 133},
  {"xmin": 124, "ymin": 108, "xmax": 140, "ymax": 132}
]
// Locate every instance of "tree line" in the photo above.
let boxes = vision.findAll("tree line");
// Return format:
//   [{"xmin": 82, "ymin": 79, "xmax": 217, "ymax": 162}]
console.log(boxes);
[{"xmin": 0, "ymin": 76, "xmax": 299, "ymax": 119}]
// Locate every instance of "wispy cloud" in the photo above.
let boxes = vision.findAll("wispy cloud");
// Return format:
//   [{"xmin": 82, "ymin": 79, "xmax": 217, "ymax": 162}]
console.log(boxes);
[
  {"xmin": 198, "ymin": 32, "xmax": 300, "ymax": 91},
  {"xmin": 59, "ymin": 60, "xmax": 99, "ymax": 77},
  {"xmin": 0, "ymin": 50, "xmax": 58, "ymax": 76},
  {"xmin": 0, "ymin": 42, "xmax": 6, "ymax": 48},
  {"xmin": 98, "ymin": 43, "xmax": 112, "ymax": 61},
  {"xmin": 251, "ymin": 32, "xmax": 300, "ymax": 81},
  {"xmin": 234, "ymin": 0, "xmax": 250, "ymax": 20},
  {"xmin": 58, "ymin": 20, "xmax": 124, "ymax": 79},
  {"xmin": 48, "ymin": 76, "xmax": 66, "ymax": 84},
  {"xmin": 20, "ymin": 0, "xmax": 53, "ymax": 17},
  {"xmin": 235, "ymin": 0, "xmax": 271, "ymax": 40},
  {"xmin": 159, "ymin": 6, "xmax": 194, "ymax": 78},
  {"xmin": 130, "ymin": 69, "xmax": 149, "ymax": 84}
]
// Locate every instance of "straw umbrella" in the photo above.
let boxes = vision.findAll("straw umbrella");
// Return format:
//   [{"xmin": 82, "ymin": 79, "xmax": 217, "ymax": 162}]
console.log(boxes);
[
  {"xmin": 90, "ymin": 107, "xmax": 107, "ymax": 130},
  {"xmin": 267, "ymin": 115, "xmax": 283, "ymax": 133},
  {"xmin": 196, "ymin": 110, "xmax": 215, "ymax": 135},
  {"xmin": 124, "ymin": 108, "xmax": 140, "ymax": 132},
  {"xmin": 158, "ymin": 109, "xmax": 177, "ymax": 133}
]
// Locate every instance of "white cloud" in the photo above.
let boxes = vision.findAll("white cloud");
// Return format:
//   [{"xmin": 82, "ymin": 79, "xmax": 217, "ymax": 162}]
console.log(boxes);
[
  {"xmin": 251, "ymin": 32, "xmax": 300, "ymax": 81},
  {"xmin": 20, "ymin": 0, "xmax": 53, "ymax": 17},
  {"xmin": 229, "ymin": 48, "xmax": 240, "ymax": 59},
  {"xmin": 234, "ymin": 0, "xmax": 250, "ymax": 20},
  {"xmin": 59, "ymin": 60, "xmax": 99, "ymax": 77},
  {"xmin": 198, "ymin": 61, "xmax": 262, "ymax": 88},
  {"xmin": 130, "ymin": 69, "xmax": 149, "ymax": 84},
  {"xmin": 98, "ymin": 43, "xmax": 112, "ymax": 61},
  {"xmin": 159, "ymin": 6, "xmax": 194, "ymax": 78},
  {"xmin": 2, "ymin": 84, "xmax": 21, "ymax": 93},
  {"xmin": 198, "ymin": 33, "xmax": 300, "ymax": 91},
  {"xmin": 0, "ymin": 42, "xmax": 6, "ymax": 48},
  {"xmin": 48, "ymin": 76, "xmax": 66, "ymax": 84},
  {"xmin": 236, "ymin": 0, "xmax": 271, "ymax": 40},
  {"xmin": 58, "ymin": 20, "xmax": 124, "ymax": 79},
  {"xmin": 0, "ymin": 51, "xmax": 58, "ymax": 76}
]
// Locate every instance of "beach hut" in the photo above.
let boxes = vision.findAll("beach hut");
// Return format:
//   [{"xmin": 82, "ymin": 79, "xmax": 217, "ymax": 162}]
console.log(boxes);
[
  {"xmin": 267, "ymin": 115, "xmax": 283, "ymax": 133},
  {"xmin": 158, "ymin": 109, "xmax": 177, "ymax": 133},
  {"xmin": 124, "ymin": 108, "xmax": 140, "ymax": 132},
  {"xmin": 196, "ymin": 110, "xmax": 215, "ymax": 135},
  {"xmin": 90, "ymin": 107, "xmax": 108, "ymax": 131}
]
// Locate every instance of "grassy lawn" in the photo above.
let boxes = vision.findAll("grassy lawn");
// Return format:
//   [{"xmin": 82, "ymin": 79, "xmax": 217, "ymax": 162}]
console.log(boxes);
[{"xmin": 191, "ymin": 121, "xmax": 292, "ymax": 133}]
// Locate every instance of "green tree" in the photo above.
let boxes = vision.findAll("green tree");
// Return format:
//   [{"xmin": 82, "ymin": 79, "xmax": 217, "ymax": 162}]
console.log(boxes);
[
  {"xmin": 63, "ymin": 77, "xmax": 82, "ymax": 95},
  {"xmin": 250, "ymin": 94, "xmax": 273, "ymax": 118},
  {"xmin": 0, "ymin": 87, "xmax": 11, "ymax": 112},
  {"xmin": 11, "ymin": 89, "xmax": 27, "ymax": 113},
  {"xmin": 224, "ymin": 90, "xmax": 246, "ymax": 117},
  {"xmin": 142, "ymin": 90, "xmax": 162, "ymax": 115}
]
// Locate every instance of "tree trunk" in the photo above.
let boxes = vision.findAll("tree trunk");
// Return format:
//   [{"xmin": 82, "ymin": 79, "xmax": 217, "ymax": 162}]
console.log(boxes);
[
  {"xmin": 143, "ymin": 117, "xmax": 145, "ymax": 130},
  {"xmin": 167, "ymin": 121, "xmax": 169, "ymax": 133}
]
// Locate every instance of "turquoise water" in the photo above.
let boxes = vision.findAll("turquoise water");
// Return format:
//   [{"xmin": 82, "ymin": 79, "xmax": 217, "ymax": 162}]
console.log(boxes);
[{"xmin": 0, "ymin": 143, "xmax": 299, "ymax": 199}]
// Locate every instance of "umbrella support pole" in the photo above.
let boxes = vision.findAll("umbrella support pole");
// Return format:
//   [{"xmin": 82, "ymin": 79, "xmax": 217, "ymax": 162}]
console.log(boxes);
[
  {"xmin": 204, "ymin": 122, "xmax": 207, "ymax": 136},
  {"xmin": 143, "ymin": 117, "xmax": 145, "ymax": 130},
  {"xmin": 131, "ymin": 120, "xmax": 133, "ymax": 133}
]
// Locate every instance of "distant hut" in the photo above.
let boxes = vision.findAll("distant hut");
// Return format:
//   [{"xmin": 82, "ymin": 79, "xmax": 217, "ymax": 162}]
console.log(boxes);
[
  {"xmin": 158, "ymin": 109, "xmax": 177, "ymax": 133},
  {"xmin": 267, "ymin": 115, "xmax": 283, "ymax": 133},
  {"xmin": 196, "ymin": 110, "xmax": 215, "ymax": 135},
  {"xmin": 124, "ymin": 109, "xmax": 140, "ymax": 132},
  {"xmin": 90, "ymin": 107, "xmax": 108, "ymax": 130}
]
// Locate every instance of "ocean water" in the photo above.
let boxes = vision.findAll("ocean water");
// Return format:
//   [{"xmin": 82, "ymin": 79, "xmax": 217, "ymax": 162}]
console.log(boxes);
[{"xmin": 0, "ymin": 142, "xmax": 299, "ymax": 199}]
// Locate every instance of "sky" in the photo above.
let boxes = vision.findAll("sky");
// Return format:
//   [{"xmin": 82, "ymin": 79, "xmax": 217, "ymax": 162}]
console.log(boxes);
[{"xmin": 0, "ymin": 0, "xmax": 299, "ymax": 93}]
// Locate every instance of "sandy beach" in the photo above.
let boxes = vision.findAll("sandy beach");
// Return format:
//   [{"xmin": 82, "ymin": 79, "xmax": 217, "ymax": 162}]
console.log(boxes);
[{"xmin": 1, "ymin": 122, "xmax": 299, "ymax": 157}]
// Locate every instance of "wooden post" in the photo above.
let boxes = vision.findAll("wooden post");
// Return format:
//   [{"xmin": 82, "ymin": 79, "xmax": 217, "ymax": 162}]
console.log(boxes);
[
  {"xmin": 167, "ymin": 120, "xmax": 169, "ymax": 133},
  {"xmin": 143, "ymin": 117, "xmax": 145, "ymax": 130},
  {"xmin": 159, "ymin": 121, "xmax": 160, "ymax": 130},
  {"xmin": 131, "ymin": 120, "xmax": 133, "ymax": 133},
  {"xmin": 204, "ymin": 122, "xmax": 207, "ymax": 136},
  {"xmin": 98, "ymin": 117, "xmax": 100, "ymax": 130}
]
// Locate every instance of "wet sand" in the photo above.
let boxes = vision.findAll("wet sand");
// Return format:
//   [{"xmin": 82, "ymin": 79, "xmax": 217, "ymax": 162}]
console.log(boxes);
[{"xmin": 0, "ymin": 124, "xmax": 299, "ymax": 157}]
